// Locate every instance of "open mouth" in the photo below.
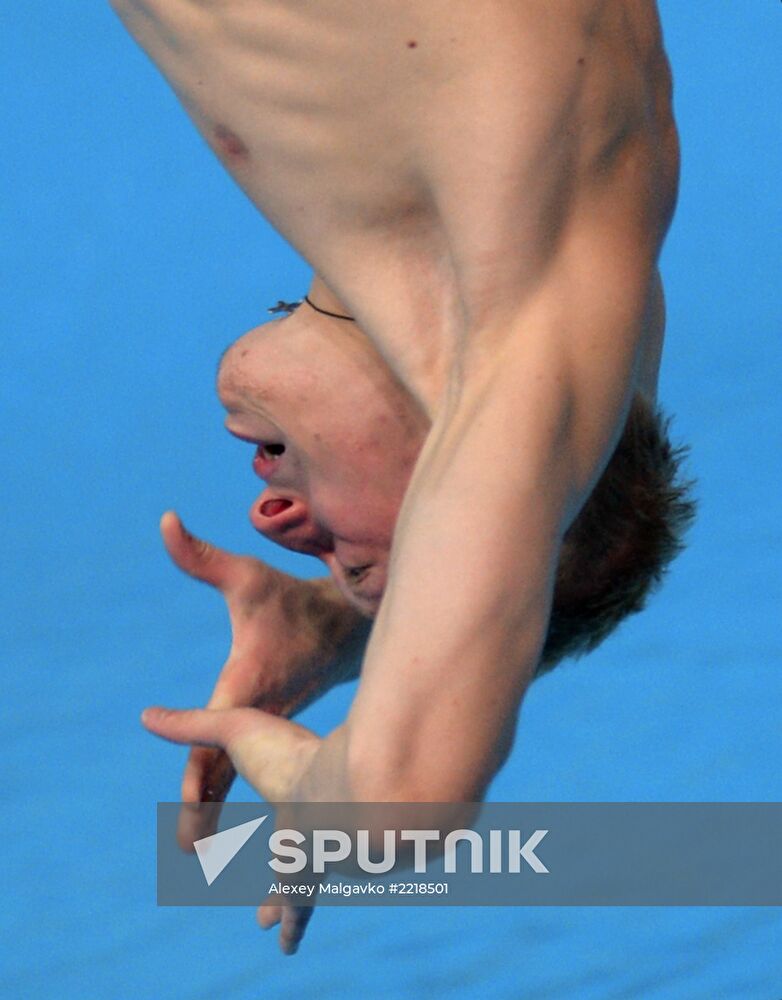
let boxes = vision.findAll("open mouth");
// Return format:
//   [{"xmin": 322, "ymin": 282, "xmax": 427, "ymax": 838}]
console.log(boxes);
[
  {"xmin": 253, "ymin": 442, "xmax": 285, "ymax": 479},
  {"xmin": 259, "ymin": 497, "xmax": 292, "ymax": 518}
]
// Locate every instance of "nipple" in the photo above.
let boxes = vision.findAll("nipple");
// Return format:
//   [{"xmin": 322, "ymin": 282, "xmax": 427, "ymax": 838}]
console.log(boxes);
[{"xmin": 213, "ymin": 123, "xmax": 249, "ymax": 160}]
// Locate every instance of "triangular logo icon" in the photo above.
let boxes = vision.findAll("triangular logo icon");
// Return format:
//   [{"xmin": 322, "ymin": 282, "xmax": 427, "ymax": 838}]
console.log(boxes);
[{"xmin": 193, "ymin": 815, "xmax": 267, "ymax": 886}]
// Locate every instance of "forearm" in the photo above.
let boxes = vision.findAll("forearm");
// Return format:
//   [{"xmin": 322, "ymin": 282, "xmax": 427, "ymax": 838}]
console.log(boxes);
[{"xmin": 291, "ymin": 369, "xmax": 572, "ymax": 804}]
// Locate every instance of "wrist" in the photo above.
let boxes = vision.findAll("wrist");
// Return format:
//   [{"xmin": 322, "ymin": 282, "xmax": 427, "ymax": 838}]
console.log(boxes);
[{"xmin": 292, "ymin": 577, "xmax": 369, "ymax": 678}]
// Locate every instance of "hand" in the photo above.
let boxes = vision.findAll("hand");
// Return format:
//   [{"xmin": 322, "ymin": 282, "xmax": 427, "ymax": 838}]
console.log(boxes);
[
  {"xmin": 159, "ymin": 511, "xmax": 366, "ymax": 847},
  {"xmin": 143, "ymin": 703, "xmax": 320, "ymax": 954}
]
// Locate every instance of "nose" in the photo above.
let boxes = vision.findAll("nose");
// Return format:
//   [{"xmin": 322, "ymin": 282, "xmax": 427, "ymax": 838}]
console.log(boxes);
[{"xmin": 249, "ymin": 487, "xmax": 333, "ymax": 557}]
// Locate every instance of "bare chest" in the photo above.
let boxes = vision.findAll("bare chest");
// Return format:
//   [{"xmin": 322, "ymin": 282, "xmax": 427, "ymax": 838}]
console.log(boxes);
[
  {"xmin": 114, "ymin": 1, "xmax": 445, "ymax": 244},
  {"xmin": 113, "ymin": 0, "xmax": 672, "ymax": 406},
  {"xmin": 112, "ymin": 0, "xmax": 514, "ymax": 396}
]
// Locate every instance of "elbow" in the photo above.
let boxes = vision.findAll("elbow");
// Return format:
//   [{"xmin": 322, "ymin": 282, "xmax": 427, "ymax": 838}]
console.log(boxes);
[
  {"xmin": 346, "ymin": 733, "xmax": 491, "ymax": 806},
  {"xmin": 349, "ymin": 769, "xmax": 483, "ymax": 806},
  {"xmin": 345, "ymin": 747, "xmax": 484, "ymax": 853}
]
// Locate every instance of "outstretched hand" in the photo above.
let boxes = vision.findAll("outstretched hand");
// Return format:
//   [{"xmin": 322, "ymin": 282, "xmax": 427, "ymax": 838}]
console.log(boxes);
[
  {"xmin": 142, "ymin": 701, "xmax": 319, "ymax": 954},
  {"xmin": 150, "ymin": 512, "xmax": 367, "ymax": 953},
  {"xmin": 159, "ymin": 511, "xmax": 364, "ymax": 848}
]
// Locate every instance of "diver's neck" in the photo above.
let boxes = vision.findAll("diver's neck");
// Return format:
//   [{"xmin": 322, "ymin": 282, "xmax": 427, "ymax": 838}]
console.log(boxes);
[{"xmin": 308, "ymin": 273, "xmax": 462, "ymax": 419}]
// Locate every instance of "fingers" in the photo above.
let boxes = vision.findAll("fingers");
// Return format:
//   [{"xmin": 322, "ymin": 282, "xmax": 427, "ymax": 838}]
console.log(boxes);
[
  {"xmin": 257, "ymin": 903, "xmax": 314, "ymax": 956},
  {"xmin": 181, "ymin": 746, "xmax": 236, "ymax": 804},
  {"xmin": 159, "ymin": 511, "xmax": 249, "ymax": 846},
  {"xmin": 160, "ymin": 510, "xmax": 238, "ymax": 591},
  {"xmin": 142, "ymin": 705, "xmax": 319, "ymax": 803},
  {"xmin": 176, "ymin": 748, "xmax": 237, "ymax": 851},
  {"xmin": 280, "ymin": 905, "xmax": 314, "ymax": 955},
  {"xmin": 257, "ymin": 902, "xmax": 282, "ymax": 930},
  {"xmin": 175, "ymin": 652, "xmax": 270, "ymax": 850},
  {"xmin": 143, "ymin": 704, "xmax": 256, "ymax": 796}
]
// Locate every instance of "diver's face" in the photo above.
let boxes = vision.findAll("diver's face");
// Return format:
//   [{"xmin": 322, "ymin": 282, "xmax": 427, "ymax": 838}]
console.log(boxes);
[{"xmin": 217, "ymin": 311, "xmax": 428, "ymax": 615}]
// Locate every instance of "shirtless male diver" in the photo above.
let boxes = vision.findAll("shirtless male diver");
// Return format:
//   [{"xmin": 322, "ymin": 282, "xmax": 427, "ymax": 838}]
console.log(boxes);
[{"xmin": 112, "ymin": 0, "xmax": 694, "ymax": 952}]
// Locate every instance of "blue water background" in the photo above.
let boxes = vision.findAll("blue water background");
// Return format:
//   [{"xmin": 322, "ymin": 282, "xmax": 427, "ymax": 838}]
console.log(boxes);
[{"xmin": 2, "ymin": 3, "xmax": 780, "ymax": 997}]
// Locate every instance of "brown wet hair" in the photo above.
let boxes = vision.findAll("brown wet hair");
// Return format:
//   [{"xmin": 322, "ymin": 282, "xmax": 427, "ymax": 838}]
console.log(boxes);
[{"xmin": 539, "ymin": 394, "xmax": 696, "ymax": 673}]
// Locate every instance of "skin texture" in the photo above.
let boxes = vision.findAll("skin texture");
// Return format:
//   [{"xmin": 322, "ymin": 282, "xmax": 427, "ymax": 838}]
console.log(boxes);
[
  {"xmin": 112, "ymin": 0, "xmax": 679, "ymax": 952},
  {"xmin": 217, "ymin": 303, "xmax": 429, "ymax": 615},
  {"xmin": 159, "ymin": 511, "xmax": 370, "ymax": 849}
]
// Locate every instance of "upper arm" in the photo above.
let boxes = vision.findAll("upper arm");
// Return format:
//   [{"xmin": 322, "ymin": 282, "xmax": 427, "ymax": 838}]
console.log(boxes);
[
  {"xmin": 343, "ymin": 352, "xmax": 570, "ymax": 801},
  {"xmin": 343, "ymin": 240, "xmax": 656, "ymax": 802}
]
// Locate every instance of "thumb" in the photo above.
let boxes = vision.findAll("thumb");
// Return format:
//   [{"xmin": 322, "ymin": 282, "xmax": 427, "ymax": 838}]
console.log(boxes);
[
  {"xmin": 142, "ymin": 705, "xmax": 317, "ymax": 802},
  {"xmin": 160, "ymin": 511, "xmax": 237, "ymax": 591},
  {"xmin": 141, "ymin": 705, "xmax": 253, "ymax": 752}
]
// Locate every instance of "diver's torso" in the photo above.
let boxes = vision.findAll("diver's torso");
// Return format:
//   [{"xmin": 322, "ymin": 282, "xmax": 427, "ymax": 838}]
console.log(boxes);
[{"xmin": 113, "ymin": 0, "xmax": 676, "ymax": 404}]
